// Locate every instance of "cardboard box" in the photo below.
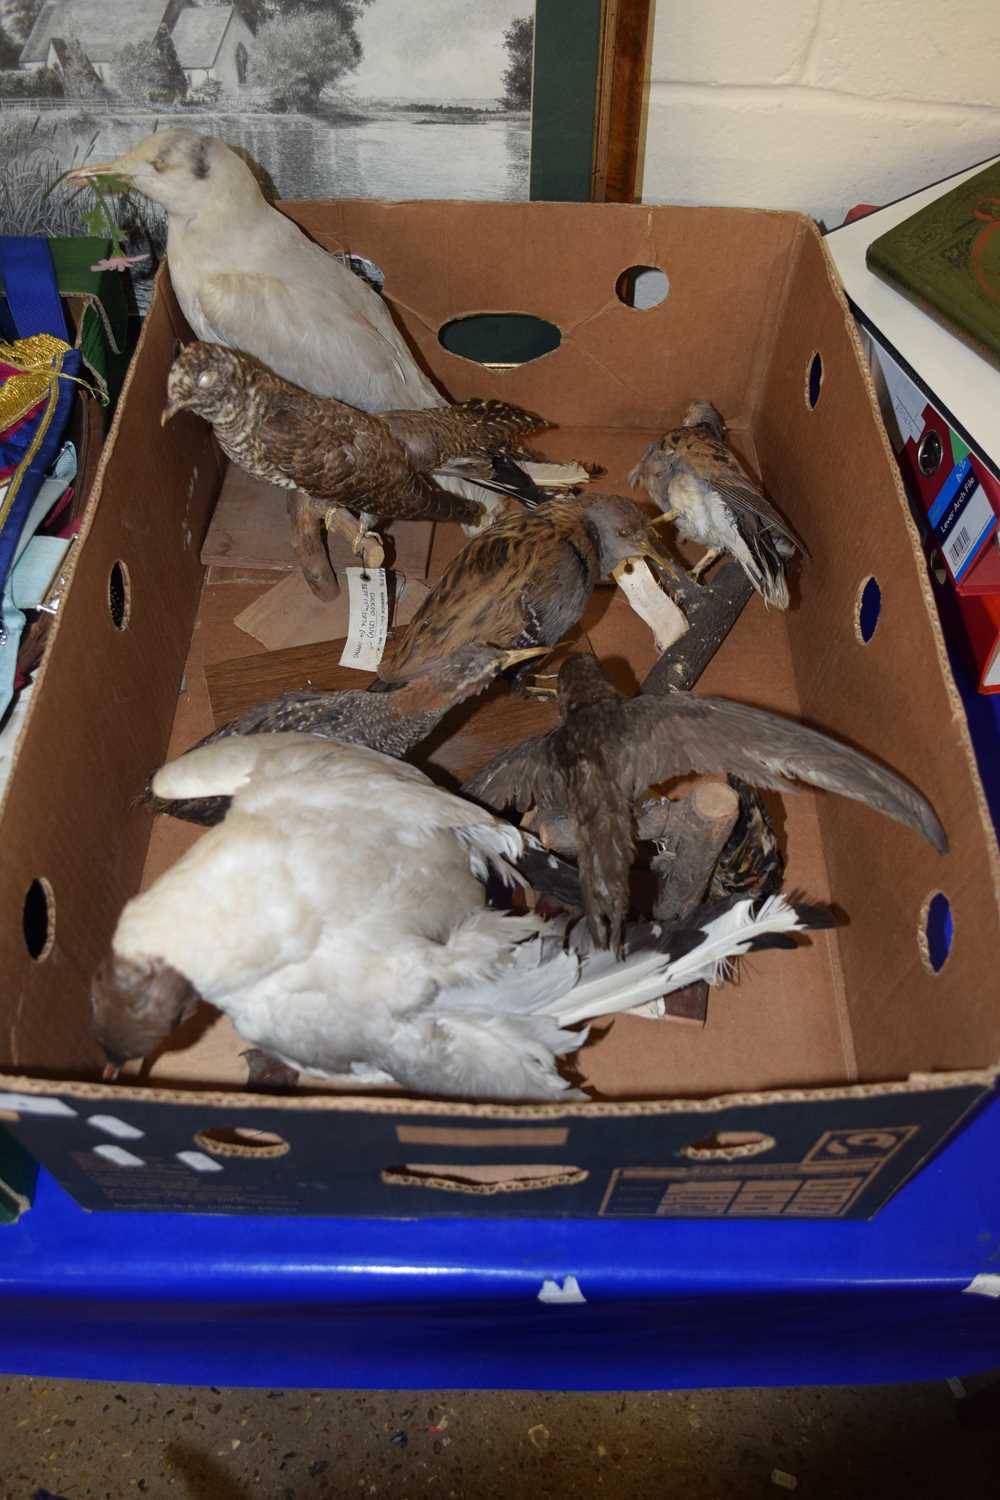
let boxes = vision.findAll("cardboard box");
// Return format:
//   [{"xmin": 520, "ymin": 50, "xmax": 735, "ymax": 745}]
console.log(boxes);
[{"xmin": 0, "ymin": 200, "xmax": 997, "ymax": 1220}]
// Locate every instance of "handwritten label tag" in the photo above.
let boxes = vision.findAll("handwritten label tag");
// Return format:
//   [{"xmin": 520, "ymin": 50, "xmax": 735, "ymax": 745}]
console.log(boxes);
[
  {"xmin": 339, "ymin": 567, "xmax": 389, "ymax": 671},
  {"xmin": 612, "ymin": 558, "xmax": 688, "ymax": 652}
]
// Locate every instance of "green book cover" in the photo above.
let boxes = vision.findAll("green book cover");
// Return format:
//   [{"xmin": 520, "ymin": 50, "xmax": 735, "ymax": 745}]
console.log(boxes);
[{"xmin": 866, "ymin": 160, "xmax": 1000, "ymax": 370}]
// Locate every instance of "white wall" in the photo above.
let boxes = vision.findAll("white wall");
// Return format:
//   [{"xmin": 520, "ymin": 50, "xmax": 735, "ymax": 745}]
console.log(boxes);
[{"xmin": 641, "ymin": 0, "xmax": 1000, "ymax": 228}]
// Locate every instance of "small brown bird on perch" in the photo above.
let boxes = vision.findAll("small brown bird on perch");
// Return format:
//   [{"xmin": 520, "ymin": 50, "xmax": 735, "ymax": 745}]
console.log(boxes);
[
  {"xmin": 146, "ymin": 642, "xmax": 549, "ymax": 826},
  {"xmin": 162, "ymin": 341, "xmax": 553, "ymax": 599},
  {"xmin": 376, "ymin": 494, "xmax": 673, "ymax": 689},
  {"xmin": 463, "ymin": 654, "xmax": 947, "ymax": 955},
  {"xmin": 630, "ymin": 401, "xmax": 806, "ymax": 608}
]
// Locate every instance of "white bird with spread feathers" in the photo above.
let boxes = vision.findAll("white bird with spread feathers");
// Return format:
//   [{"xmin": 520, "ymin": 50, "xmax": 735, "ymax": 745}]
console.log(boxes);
[{"xmin": 91, "ymin": 735, "xmax": 833, "ymax": 1102}]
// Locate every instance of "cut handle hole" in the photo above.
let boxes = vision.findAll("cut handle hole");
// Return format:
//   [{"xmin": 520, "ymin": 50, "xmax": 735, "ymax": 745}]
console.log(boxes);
[
  {"xmin": 919, "ymin": 891, "xmax": 953, "ymax": 974},
  {"xmin": 108, "ymin": 559, "xmax": 131, "ymax": 631},
  {"xmin": 616, "ymin": 265, "xmax": 669, "ymax": 309},
  {"xmin": 382, "ymin": 1163, "xmax": 587, "ymax": 1195},
  {"xmin": 194, "ymin": 1127, "xmax": 290, "ymax": 1159},
  {"xmin": 681, "ymin": 1131, "xmax": 775, "ymax": 1161},
  {"xmin": 806, "ymin": 351, "xmax": 823, "ymax": 409},
  {"xmin": 23, "ymin": 876, "xmax": 55, "ymax": 961},
  {"xmin": 856, "ymin": 575, "xmax": 881, "ymax": 644},
  {"xmin": 438, "ymin": 313, "xmax": 561, "ymax": 367}
]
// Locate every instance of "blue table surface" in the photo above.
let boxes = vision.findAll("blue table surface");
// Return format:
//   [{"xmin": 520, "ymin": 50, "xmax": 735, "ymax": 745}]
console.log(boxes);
[{"xmin": 1, "ymin": 547, "xmax": 999, "ymax": 1392}]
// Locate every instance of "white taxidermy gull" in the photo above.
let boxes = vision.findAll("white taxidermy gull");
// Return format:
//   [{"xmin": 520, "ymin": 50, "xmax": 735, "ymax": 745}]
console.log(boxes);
[{"xmin": 91, "ymin": 735, "xmax": 833, "ymax": 1101}]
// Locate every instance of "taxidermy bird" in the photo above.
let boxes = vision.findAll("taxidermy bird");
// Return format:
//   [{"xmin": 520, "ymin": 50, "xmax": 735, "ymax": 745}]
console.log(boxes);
[
  {"xmin": 92, "ymin": 735, "xmax": 834, "ymax": 1100},
  {"xmin": 629, "ymin": 401, "xmax": 806, "ymax": 608},
  {"xmin": 162, "ymin": 342, "xmax": 553, "ymax": 591},
  {"xmin": 709, "ymin": 777, "xmax": 785, "ymax": 903},
  {"xmin": 66, "ymin": 128, "xmax": 528, "ymax": 523},
  {"xmin": 376, "ymin": 494, "xmax": 672, "ymax": 689},
  {"xmin": 463, "ymin": 654, "xmax": 947, "ymax": 954},
  {"xmin": 146, "ymin": 642, "xmax": 549, "ymax": 826}
]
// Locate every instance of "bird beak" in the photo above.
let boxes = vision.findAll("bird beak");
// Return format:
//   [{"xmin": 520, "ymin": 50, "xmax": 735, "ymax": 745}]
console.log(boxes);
[
  {"xmin": 649, "ymin": 512, "xmax": 675, "ymax": 531},
  {"xmin": 64, "ymin": 157, "xmax": 132, "ymax": 185},
  {"xmin": 498, "ymin": 645, "xmax": 553, "ymax": 669},
  {"xmin": 102, "ymin": 1062, "xmax": 122, "ymax": 1083},
  {"xmin": 160, "ymin": 400, "xmax": 182, "ymax": 427},
  {"xmin": 636, "ymin": 537, "xmax": 677, "ymax": 573}
]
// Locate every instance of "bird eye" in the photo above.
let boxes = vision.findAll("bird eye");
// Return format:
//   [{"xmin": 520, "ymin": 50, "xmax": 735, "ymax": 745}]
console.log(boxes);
[
  {"xmin": 196, "ymin": 371, "xmax": 215, "ymax": 388},
  {"xmin": 152, "ymin": 157, "xmax": 167, "ymax": 174}
]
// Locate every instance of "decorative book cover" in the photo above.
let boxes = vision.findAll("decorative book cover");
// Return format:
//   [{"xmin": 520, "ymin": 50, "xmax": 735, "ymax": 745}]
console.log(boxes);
[{"xmin": 867, "ymin": 160, "xmax": 1000, "ymax": 372}]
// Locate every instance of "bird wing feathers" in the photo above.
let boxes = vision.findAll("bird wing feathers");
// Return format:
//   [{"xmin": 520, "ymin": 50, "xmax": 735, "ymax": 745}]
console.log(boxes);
[
  {"xmin": 463, "ymin": 735, "xmax": 562, "ymax": 812},
  {"xmin": 381, "ymin": 399, "xmax": 552, "ymax": 470},
  {"xmin": 620, "ymin": 695, "xmax": 947, "ymax": 849},
  {"xmin": 193, "ymin": 272, "xmax": 439, "ymax": 412},
  {"xmin": 687, "ymin": 435, "xmax": 807, "ymax": 555}
]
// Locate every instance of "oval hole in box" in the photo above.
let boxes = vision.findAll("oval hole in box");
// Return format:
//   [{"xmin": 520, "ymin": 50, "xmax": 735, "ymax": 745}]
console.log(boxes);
[
  {"xmin": 108, "ymin": 559, "xmax": 131, "ymax": 631},
  {"xmin": 919, "ymin": 891, "xmax": 953, "ymax": 975},
  {"xmin": 23, "ymin": 876, "xmax": 55, "ymax": 961},
  {"xmin": 615, "ymin": 265, "xmax": 669, "ymax": 309},
  {"xmin": 682, "ymin": 1131, "xmax": 775, "ymax": 1161},
  {"xmin": 807, "ymin": 350, "xmax": 823, "ymax": 409},
  {"xmin": 856, "ymin": 575, "xmax": 881, "ymax": 643},
  {"xmin": 194, "ymin": 1126, "xmax": 290, "ymax": 1159},
  {"xmin": 438, "ymin": 313, "xmax": 561, "ymax": 367}
]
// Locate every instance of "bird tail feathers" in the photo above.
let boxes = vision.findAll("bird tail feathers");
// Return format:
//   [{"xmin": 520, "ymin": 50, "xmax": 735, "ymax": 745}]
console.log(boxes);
[{"xmin": 550, "ymin": 895, "xmax": 833, "ymax": 1029}]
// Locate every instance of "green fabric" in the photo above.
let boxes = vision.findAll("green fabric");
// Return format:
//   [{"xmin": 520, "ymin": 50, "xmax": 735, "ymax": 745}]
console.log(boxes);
[
  {"xmin": 0, "ymin": 236, "xmax": 131, "ymax": 408},
  {"xmin": 529, "ymin": 0, "xmax": 604, "ymax": 203},
  {"xmin": 0, "ymin": 1125, "xmax": 36, "ymax": 1225}
]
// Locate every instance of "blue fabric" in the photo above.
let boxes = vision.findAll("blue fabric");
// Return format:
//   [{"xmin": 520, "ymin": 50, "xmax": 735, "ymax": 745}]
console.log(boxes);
[{"xmin": 0, "ymin": 236, "xmax": 69, "ymax": 343}]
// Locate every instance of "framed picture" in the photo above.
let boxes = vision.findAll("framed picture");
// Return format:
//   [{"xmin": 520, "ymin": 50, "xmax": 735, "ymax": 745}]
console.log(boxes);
[{"xmin": 0, "ymin": 0, "xmax": 652, "ymax": 317}]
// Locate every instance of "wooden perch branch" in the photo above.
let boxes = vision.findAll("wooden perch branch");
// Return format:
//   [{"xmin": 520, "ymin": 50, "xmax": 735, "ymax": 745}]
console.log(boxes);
[
  {"xmin": 641, "ymin": 559, "xmax": 755, "ymax": 695},
  {"xmin": 640, "ymin": 783, "xmax": 740, "ymax": 1024}
]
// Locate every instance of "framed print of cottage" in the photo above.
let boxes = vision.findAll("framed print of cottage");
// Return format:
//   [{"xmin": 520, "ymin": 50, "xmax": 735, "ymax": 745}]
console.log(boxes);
[
  {"xmin": 0, "ymin": 0, "xmax": 648, "ymax": 282},
  {"xmin": 0, "ymin": 0, "xmax": 536, "ymax": 220}
]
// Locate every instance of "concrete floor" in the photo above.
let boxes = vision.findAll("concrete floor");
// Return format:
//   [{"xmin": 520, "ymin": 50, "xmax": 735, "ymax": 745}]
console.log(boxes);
[{"xmin": 3, "ymin": 1377, "xmax": 999, "ymax": 1499}]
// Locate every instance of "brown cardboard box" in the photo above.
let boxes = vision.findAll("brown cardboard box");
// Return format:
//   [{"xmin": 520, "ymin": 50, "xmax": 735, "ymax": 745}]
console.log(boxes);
[{"xmin": 0, "ymin": 200, "xmax": 997, "ymax": 1220}]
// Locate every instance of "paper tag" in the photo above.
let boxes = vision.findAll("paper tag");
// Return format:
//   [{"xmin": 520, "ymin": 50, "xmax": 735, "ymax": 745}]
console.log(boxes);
[
  {"xmin": 339, "ymin": 567, "xmax": 389, "ymax": 671},
  {"xmin": 612, "ymin": 558, "xmax": 688, "ymax": 652}
]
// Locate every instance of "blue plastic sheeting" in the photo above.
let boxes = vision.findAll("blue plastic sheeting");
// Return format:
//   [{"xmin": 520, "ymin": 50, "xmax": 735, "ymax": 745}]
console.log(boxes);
[{"xmin": 1, "ymin": 1091, "xmax": 1000, "ymax": 1390}]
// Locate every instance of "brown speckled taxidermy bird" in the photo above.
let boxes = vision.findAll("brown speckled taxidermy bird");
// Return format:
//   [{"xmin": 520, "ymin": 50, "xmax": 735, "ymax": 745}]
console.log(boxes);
[
  {"xmin": 375, "ymin": 494, "xmax": 672, "ymax": 690},
  {"xmin": 464, "ymin": 654, "xmax": 946, "ymax": 954},
  {"xmin": 163, "ymin": 341, "xmax": 553, "ymax": 598},
  {"xmin": 630, "ymin": 401, "xmax": 806, "ymax": 608},
  {"xmin": 146, "ymin": 642, "xmax": 549, "ymax": 826}
]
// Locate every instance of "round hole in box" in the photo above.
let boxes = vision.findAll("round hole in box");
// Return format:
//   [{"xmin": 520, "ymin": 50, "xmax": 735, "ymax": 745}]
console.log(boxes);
[
  {"xmin": 919, "ymin": 891, "xmax": 953, "ymax": 975},
  {"xmin": 806, "ymin": 350, "xmax": 823, "ymax": 409},
  {"xmin": 23, "ymin": 876, "xmax": 55, "ymax": 962},
  {"xmin": 193, "ymin": 1126, "xmax": 290, "ymax": 1159},
  {"xmin": 615, "ymin": 265, "xmax": 669, "ymax": 309},
  {"xmin": 856, "ymin": 575, "xmax": 881, "ymax": 643},
  {"xmin": 108, "ymin": 559, "xmax": 131, "ymax": 631},
  {"xmin": 682, "ymin": 1130, "xmax": 775, "ymax": 1161},
  {"xmin": 342, "ymin": 252, "xmax": 385, "ymax": 293}
]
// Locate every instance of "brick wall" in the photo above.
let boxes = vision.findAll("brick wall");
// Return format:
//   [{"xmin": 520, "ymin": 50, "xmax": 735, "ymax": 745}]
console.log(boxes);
[{"xmin": 641, "ymin": 0, "xmax": 1000, "ymax": 228}]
